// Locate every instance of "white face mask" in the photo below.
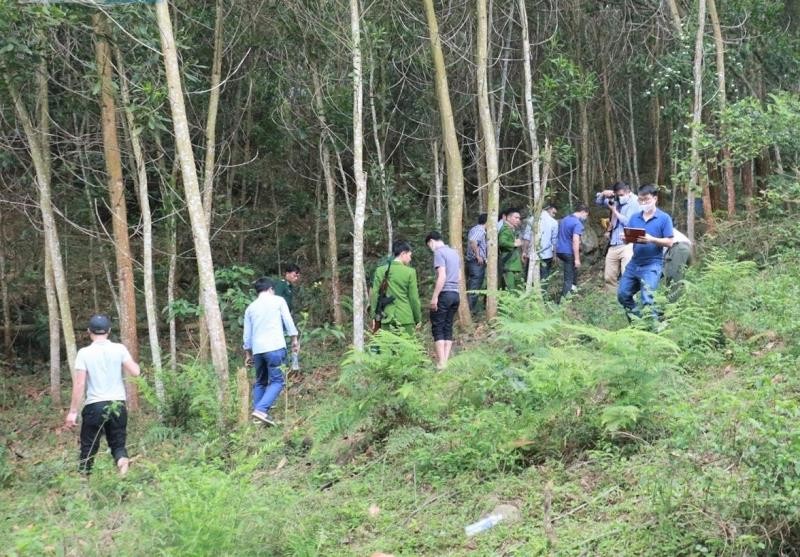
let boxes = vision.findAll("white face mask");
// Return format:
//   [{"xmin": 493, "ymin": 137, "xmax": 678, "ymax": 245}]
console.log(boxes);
[{"xmin": 640, "ymin": 201, "xmax": 656, "ymax": 213}]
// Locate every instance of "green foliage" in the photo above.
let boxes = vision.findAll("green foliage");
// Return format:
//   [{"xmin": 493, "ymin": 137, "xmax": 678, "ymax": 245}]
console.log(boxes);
[{"xmin": 142, "ymin": 362, "xmax": 222, "ymax": 431}]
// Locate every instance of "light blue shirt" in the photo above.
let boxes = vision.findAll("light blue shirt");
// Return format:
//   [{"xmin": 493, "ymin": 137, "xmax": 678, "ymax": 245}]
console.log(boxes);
[
  {"xmin": 595, "ymin": 193, "xmax": 641, "ymax": 246},
  {"xmin": 521, "ymin": 211, "xmax": 559, "ymax": 259},
  {"xmin": 242, "ymin": 292, "xmax": 298, "ymax": 354}
]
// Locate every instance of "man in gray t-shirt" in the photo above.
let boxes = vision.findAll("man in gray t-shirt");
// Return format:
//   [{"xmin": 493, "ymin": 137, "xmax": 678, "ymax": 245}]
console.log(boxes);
[
  {"xmin": 425, "ymin": 231, "xmax": 461, "ymax": 369},
  {"xmin": 65, "ymin": 314, "xmax": 140, "ymax": 475}
]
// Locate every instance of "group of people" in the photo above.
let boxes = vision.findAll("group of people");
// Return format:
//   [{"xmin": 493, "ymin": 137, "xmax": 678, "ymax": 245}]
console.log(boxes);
[
  {"xmin": 63, "ymin": 184, "xmax": 690, "ymax": 473},
  {"xmin": 465, "ymin": 182, "xmax": 690, "ymax": 316}
]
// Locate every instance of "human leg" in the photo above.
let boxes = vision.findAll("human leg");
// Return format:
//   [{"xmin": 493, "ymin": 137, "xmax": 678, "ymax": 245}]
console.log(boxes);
[
  {"xmin": 441, "ymin": 291, "xmax": 459, "ymax": 366},
  {"xmin": 617, "ymin": 263, "xmax": 642, "ymax": 316},
  {"xmin": 604, "ymin": 245, "xmax": 624, "ymax": 290},
  {"xmin": 101, "ymin": 401, "xmax": 129, "ymax": 474},
  {"xmin": 252, "ymin": 352, "xmax": 269, "ymax": 411},
  {"xmin": 466, "ymin": 261, "xmax": 485, "ymax": 312},
  {"xmin": 557, "ymin": 253, "xmax": 575, "ymax": 299},
  {"xmin": 638, "ymin": 264, "xmax": 663, "ymax": 318},
  {"xmin": 620, "ymin": 243, "xmax": 634, "ymax": 275},
  {"xmin": 540, "ymin": 258, "xmax": 554, "ymax": 281},
  {"xmin": 253, "ymin": 348, "xmax": 287, "ymax": 414},
  {"xmin": 78, "ymin": 402, "xmax": 107, "ymax": 473}
]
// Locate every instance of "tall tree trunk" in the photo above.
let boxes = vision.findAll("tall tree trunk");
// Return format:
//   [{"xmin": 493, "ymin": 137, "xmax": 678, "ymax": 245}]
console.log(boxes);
[
  {"xmin": 6, "ymin": 63, "xmax": 77, "ymax": 377},
  {"xmin": 519, "ymin": 0, "xmax": 544, "ymax": 292},
  {"xmin": 44, "ymin": 245, "xmax": 61, "ymax": 404},
  {"xmin": 424, "ymin": 0, "xmax": 472, "ymax": 326},
  {"xmin": 0, "ymin": 210, "xmax": 10, "ymax": 356},
  {"xmin": 116, "ymin": 47, "xmax": 165, "ymax": 410},
  {"xmin": 687, "ymin": 0, "xmax": 707, "ymax": 244},
  {"xmin": 627, "ymin": 80, "xmax": 641, "ymax": 187},
  {"xmin": 579, "ymin": 99, "xmax": 590, "ymax": 204},
  {"xmin": 351, "ymin": 0, "xmax": 368, "ymax": 351},
  {"xmin": 666, "ymin": 0, "xmax": 683, "ymax": 32},
  {"xmin": 197, "ymin": 0, "xmax": 225, "ymax": 361},
  {"xmin": 706, "ymin": 0, "xmax": 735, "ymax": 218},
  {"xmin": 653, "ymin": 94, "xmax": 664, "ymax": 185},
  {"xmin": 368, "ymin": 63, "xmax": 393, "ymax": 253},
  {"xmin": 93, "ymin": 13, "xmax": 140, "ymax": 408},
  {"xmin": 155, "ymin": 0, "xmax": 230, "ymax": 411},
  {"xmin": 602, "ymin": 71, "xmax": 617, "ymax": 182},
  {"xmin": 742, "ymin": 160, "xmax": 755, "ymax": 217},
  {"xmin": 432, "ymin": 139, "xmax": 443, "ymax": 230},
  {"xmin": 311, "ymin": 70, "xmax": 344, "ymax": 327}
]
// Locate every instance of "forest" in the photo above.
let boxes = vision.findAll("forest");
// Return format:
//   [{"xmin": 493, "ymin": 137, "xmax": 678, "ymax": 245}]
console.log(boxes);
[{"xmin": 2, "ymin": 0, "xmax": 800, "ymax": 555}]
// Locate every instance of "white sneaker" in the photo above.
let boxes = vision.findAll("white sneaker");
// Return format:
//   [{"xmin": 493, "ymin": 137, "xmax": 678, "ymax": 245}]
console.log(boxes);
[{"xmin": 251, "ymin": 410, "xmax": 276, "ymax": 426}]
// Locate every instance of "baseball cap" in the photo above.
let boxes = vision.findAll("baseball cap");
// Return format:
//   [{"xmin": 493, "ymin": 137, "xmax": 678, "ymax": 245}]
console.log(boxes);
[{"xmin": 88, "ymin": 314, "xmax": 112, "ymax": 334}]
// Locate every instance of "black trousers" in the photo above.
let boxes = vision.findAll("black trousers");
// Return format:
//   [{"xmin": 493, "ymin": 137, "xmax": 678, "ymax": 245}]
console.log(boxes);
[
  {"xmin": 557, "ymin": 253, "xmax": 578, "ymax": 299},
  {"xmin": 79, "ymin": 400, "xmax": 128, "ymax": 473},
  {"xmin": 430, "ymin": 290, "xmax": 460, "ymax": 341}
]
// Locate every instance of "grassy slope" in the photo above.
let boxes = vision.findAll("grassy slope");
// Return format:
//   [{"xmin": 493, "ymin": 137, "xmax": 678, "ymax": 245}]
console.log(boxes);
[{"xmin": 2, "ymin": 226, "xmax": 800, "ymax": 556}]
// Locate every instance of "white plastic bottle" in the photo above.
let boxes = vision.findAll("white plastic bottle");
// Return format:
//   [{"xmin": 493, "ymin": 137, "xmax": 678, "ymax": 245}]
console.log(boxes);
[{"xmin": 464, "ymin": 513, "xmax": 504, "ymax": 537}]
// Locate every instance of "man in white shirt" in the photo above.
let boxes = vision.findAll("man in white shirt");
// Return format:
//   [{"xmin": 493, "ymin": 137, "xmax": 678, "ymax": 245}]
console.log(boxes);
[
  {"xmin": 521, "ymin": 204, "xmax": 559, "ymax": 281},
  {"xmin": 65, "ymin": 314, "xmax": 140, "ymax": 475},
  {"xmin": 243, "ymin": 277, "xmax": 299, "ymax": 426}
]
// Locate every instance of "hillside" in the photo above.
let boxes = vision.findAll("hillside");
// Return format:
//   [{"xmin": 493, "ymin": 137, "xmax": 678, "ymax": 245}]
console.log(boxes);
[{"xmin": 2, "ymin": 219, "xmax": 799, "ymax": 556}]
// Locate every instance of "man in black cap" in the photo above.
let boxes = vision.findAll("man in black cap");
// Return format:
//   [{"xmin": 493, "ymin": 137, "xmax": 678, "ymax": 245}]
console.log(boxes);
[{"xmin": 64, "ymin": 314, "xmax": 140, "ymax": 475}]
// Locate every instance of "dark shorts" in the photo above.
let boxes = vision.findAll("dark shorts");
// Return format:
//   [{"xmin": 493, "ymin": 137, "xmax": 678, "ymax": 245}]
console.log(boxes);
[
  {"xmin": 430, "ymin": 290, "xmax": 460, "ymax": 341},
  {"xmin": 79, "ymin": 400, "xmax": 128, "ymax": 473}
]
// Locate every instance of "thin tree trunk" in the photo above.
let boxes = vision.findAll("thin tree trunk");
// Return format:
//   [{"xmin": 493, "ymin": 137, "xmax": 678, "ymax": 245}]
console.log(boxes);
[
  {"xmin": 706, "ymin": 0, "xmax": 735, "ymax": 218},
  {"xmin": 602, "ymin": 71, "xmax": 617, "ymax": 182},
  {"xmin": 424, "ymin": 0, "xmax": 471, "ymax": 326},
  {"xmin": 627, "ymin": 80, "xmax": 640, "ymax": 187},
  {"xmin": 666, "ymin": 0, "xmax": 683, "ymax": 31},
  {"xmin": 6, "ymin": 63, "xmax": 77, "ymax": 376},
  {"xmin": 314, "ymin": 177, "xmax": 323, "ymax": 270},
  {"xmin": 742, "ymin": 160, "xmax": 755, "ymax": 217},
  {"xmin": 93, "ymin": 13, "xmax": 140, "ymax": 408},
  {"xmin": 579, "ymin": 99, "xmax": 590, "ymax": 204},
  {"xmin": 519, "ymin": 0, "xmax": 544, "ymax": 292},
  {"xmin": 311, "ymin": 70, "xmax": 344, "ymax": 327},
  {"xmin": 432, "ymin": 139, "xmax": 443, "ymax": 230},
  {"xmin": 155, "ymin": 0, "xmax": 229, "ymax": 411},
  {"xmin": 0, "ymin": 210, "xmax": 10, "ymax": 356},
  {"xmin": 116, "ymin": 47, "xmax": 165, "ymax": 410},
  {"xmin": 44, "ymin": 244, "xmax": 61, "ymax": 404},
  {"xmin": 653, "ymin": 94, "xmax": 664, "ymax": 184},
  {"xmin": 202, "ymin": 0, "xmax": 224, "ymax": 229},
  {"xmin": 687, "ymin": 0, "xmax": 707, "ymax": 244},
  {"xmin": 368, "ymin": 63, "xmax": 393, "ymax": 253},
  {"xmin": 351, "ymin": 0, "xmax": 368, "ymax": 351}
]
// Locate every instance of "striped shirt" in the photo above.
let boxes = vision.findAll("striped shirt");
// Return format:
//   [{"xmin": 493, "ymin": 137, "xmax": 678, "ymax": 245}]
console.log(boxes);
[{"xmin": 466, "ymin": 224, "xmax": 487, "ymax": 261}]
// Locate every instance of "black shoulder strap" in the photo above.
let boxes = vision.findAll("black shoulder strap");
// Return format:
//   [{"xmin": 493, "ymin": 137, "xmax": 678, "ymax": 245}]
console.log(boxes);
[{"xmin": 379, "ymin": 260, "xmax": 393, "ymax": 296}]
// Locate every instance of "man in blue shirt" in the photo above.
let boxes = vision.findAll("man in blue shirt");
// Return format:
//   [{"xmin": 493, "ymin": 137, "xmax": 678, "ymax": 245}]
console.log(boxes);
[
  {"xmin": 617, "ymin": 184, "xmax": 674, "ymax": 319},
  {"xmin": 465, "ymin": 213, "xmax": 487, "ymax": 313},
  {"xmin": 556, "ymin": 204, "xmax": 589, "ymax": 300},
  {"xmin": 596, "ymin": 182, "xmax": 640, "ymax": 290},
  {"xmin": 243, "ymin": 277, "xmax": 299, "ymax": 426}
]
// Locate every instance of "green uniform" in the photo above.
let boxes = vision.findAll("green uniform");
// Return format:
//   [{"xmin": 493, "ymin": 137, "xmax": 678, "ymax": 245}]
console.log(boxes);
[
  {"xmin": 498, "ymin": 225, "xmax": 522, "ymax": 290},
  {"xmin": 369, "ymin": 259, "xmax": 421, "ymax": 335},
  {"xmin": 273, "ymin": 278, "xmax": 295, "ymax": 313}
]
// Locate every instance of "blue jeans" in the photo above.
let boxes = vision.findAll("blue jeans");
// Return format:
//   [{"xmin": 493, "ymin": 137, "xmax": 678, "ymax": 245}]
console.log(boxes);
[
  {"xmin": 617, "ymin": 261, "xmax": 663, "ymax": 318},
  {"xmin": 466, "ymin": 260, "xmax": 486, "ymax": 312},
  {"xmin": 253, "ymin": 348, "xmax": 287, "ymax": 413}
]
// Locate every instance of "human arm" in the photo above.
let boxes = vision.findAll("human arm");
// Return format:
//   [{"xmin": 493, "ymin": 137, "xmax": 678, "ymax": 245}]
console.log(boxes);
[
  {"xmin": 429, "ymin": 266, "xmax": 446, "ymax": 310},
  {"xmin": 123, "ymin": 358, "xmax": 141, "ymax": 377},
  {"xmin": 595, "ymin": 190, "xmax": 614, "ymax": 207},
  {"xmin": 242, "ymin": 307, "xmax": 253, "ymax": 365},
  {"xmin": 65, "ymin": 369, "xmax": 87, "ymax": 428},
  {"xmin": 280, "ymin": 300, "xmax": 300, "ymax": 353},
  {"xmin": 639, "ymin": 234, "xmax": 674, "ymax": 248},
  {"xmin": 572, "ymin": 233, "xmax": 582, "ymax": 268},
  {"xmin": 468, "ymin": 239, "xmax": 483, "ymax": 265}
]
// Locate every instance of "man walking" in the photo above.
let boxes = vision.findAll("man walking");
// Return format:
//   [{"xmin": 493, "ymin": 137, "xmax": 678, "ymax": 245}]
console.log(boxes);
[
  {"xmin": 617, "ymin": 184, "xmax": 674, "ymax": 319},
  {"xmin": 498, "ymin": 208, "xmax": 523, "ymax": 290},
  {"xmin": 521, "ymin": 204, "xmax": 559, "ymax": 281},
  {"xmin": 273, "ymin": 263, "xmax": 301, "ymax": 314},
  {"xmin": 596, "ymin": 182, "xmax": 640, "ymax": 290},
  {"xmin": 555, "ymin": 204, "xmax": 589, "ymax": 300},
  {"xmin": 243, "ymin": 277, "xmax": 299, "ymax": 426},
  {"xmin": 369, "ymin": 240, "xmax": 422, "ymax": 335},
  {"xmin": 425, "ymin": 231, "xmax": 461, "ymax": 369},
  {"xmin": 465, "ymin": 213, "xmax": 487, "ymax": 312},
  {"xmin": 64, "ymin": 314, "xmax": 140, "ymax": 475}
]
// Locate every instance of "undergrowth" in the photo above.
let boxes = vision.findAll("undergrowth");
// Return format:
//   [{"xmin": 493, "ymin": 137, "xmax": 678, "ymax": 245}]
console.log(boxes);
[{"xmin": 2, "ymin": 222, "xmax": 800, "ymax": 555}]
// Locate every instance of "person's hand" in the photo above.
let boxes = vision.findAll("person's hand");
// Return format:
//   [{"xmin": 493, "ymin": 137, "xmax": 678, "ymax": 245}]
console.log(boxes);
[
  {"xmin": 244, "ymin": 353, "xmax": 253, "ymax": 367},
  {"xmin": 575, "ymin": 259, "xmax": 582, "ymax": 269},
  {"xmin": 514, "ymin": 238, "xmax": 522, "ymax": 247},
  {"xmin": 291, "ymin": 338, "xmax": 300, "ymax": 353},
  {"xmin": 602, "ymin": 189, "xmax": 614, "ymax": 198},
  {"xmin": 637, "ymin": 234, "xmax": 655, "ymax": 244},
  {"xmin": 603, "ymin": 231, "xmax": 610, "ymax": 240},
  {"xmin": 65, "ymin": 411, "xmax": 78, "ymax": 429},
  {"xmin": 429, "ymin": 297, "xmax": 438, "ymax": 311},
  {"xmin": 477, "ymin": 256, "xmax": 485, "ymax": 266}
]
